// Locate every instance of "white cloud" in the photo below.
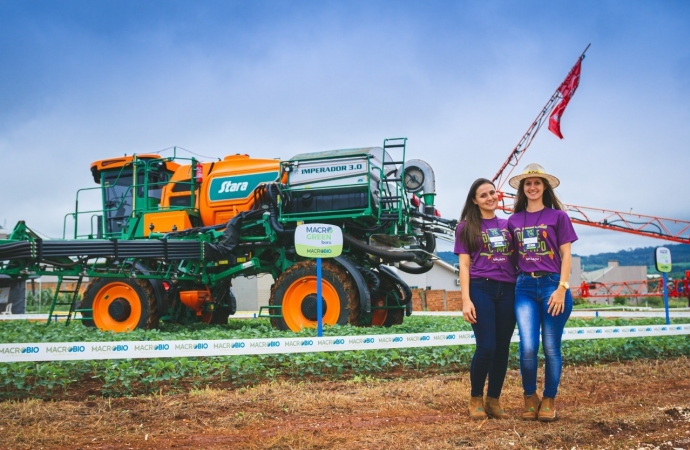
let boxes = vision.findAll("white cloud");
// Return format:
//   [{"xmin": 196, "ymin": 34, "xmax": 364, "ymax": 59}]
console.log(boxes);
[{"xmin": 0, "ymin": 1, "xmax": 688, "ymax": 252}]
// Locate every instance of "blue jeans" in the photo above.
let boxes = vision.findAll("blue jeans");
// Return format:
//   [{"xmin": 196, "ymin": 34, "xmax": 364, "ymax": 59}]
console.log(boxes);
[
  {"xmin": 469, "ymin": 278, "xmax": 516, "ymax": 398},
  {"xmin": 515, "ymin": 273, "xmax": 573, "ymax": 398}
]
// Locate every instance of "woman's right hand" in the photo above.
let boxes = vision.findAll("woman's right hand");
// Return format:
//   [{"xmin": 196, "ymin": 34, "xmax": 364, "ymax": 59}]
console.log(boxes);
[{"xmin": 462, "ymin": 299, "xmax": 477, "ymax": 324}]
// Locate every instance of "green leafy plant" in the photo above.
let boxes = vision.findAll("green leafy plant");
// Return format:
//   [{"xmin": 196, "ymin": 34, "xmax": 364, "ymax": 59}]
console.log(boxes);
[
  {"xmin": 572, "ymin": 296, "xmax": 588, "ymax": 306},
  {"xmin": 613, "ymin": 296, "xmax": 627, "ymax": 306},
  {"xmin": 1, "ymin": 316, "xmax": 689, "ymax": 399},
  {"xmin": 646, "ymin": 296, "xmax": 664, "ymax": 307}
]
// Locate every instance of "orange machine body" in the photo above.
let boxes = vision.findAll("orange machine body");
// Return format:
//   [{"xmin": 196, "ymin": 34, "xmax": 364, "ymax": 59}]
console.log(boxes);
[
  {"xmin": 179, "ymin": 290, "xmax": 212, "ymax": 314},
  {"xmin": 160, "ymin": 154, "xmax": 281, "ymax": 226},
  {"xmin": 90, "ymin": 154, "xmax": 181, "ymax": 182}
]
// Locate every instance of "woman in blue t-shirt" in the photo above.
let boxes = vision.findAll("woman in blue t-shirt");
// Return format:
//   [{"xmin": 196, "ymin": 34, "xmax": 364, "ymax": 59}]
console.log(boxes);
[
  {"xmin": 454, "ymin": 178, "xmax": 517, "ymax": 420},
  {"xmin": 508, "ymin": 163, "xmax": 578, "ymax": 422}
]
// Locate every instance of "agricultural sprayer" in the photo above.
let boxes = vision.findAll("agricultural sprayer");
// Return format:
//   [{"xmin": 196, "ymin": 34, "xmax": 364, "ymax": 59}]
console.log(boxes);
[{"xmin": 0, "ymin": 138, "xmax": 456, "ymax": 332}]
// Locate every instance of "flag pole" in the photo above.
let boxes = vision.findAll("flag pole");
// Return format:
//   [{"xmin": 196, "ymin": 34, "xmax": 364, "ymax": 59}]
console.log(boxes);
[
  {"xmin": 580, "ymin": 43, "xmax": 591, "ymax": 60},
  {"xmin": 492, "ymin": 44, "xmax": 591, "ymax": 191},
  {"xmin": 560, "ymin": 43, "xmax": 591, "ymax": 85}
]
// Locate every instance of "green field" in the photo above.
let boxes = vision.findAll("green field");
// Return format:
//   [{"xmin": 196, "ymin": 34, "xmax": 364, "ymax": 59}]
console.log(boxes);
[{"xmin": 1, "ymin": 316, "xmax": 689, "ymax": 400}]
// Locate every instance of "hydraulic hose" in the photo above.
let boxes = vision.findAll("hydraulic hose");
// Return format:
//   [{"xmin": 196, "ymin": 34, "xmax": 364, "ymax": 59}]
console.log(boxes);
[
  {"xmin": 342, "ymin": 232, "xmax": 437, "ymax": 268},
  {"xmin": 343, "ymin": 234, "xmax": 416, "ymax": 262},
  {"xmin": 205, "ymin": 210, "xmax": 264, "ymax": 260},
  {"xmin": 420, "ymin": 232, "xmax": 436, "ymax": 253},
  {"xmin": 397, "ymin": 260, "xmax": 434, "ymax": 274},
  {"xmin": 357, "ymin": 266, "xmax": 380, "ymax": 293},
  {"xmin": 264, "ymin": 184, "xmax": 296, "ymax": 237},
  {"xmin": 268, "ymin": 209, "xmax": 296, "ymax": 237},
  {"xmin": 397, "ymin": 231, "xmax": 436, "ymax": 273},
  {"xmin": 377, "ymin": 265, "xmax": 412, "ymax": 305},
  {"xmin": 0, "ymin": 240, "xmax": 203, "ymax": 262},
  {"xmin": 343, "ymin": 220, "xmax": 394, "ymax": 234}
]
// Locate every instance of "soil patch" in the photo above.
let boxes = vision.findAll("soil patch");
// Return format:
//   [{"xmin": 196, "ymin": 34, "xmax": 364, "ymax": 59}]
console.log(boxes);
[{"xmin": 2, "ymin": 357, "xmax": 690, "ymax": 449}]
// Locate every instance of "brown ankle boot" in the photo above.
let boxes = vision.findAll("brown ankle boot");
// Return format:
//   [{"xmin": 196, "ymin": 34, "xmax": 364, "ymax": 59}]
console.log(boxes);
[
  {"xmin": 538, "ymin": 397, "xmax": 557, "ymax": 422},
  {"xmin": 522, "ymin": 393, "xmax": 540, "ymax": 420},
  {"xmin": 484, "ymin": 396, "xmax": 510, "ymax": 419},
  {"xmin": 468, "ymin": 395, "xmax": 487, "ymax": 420}
]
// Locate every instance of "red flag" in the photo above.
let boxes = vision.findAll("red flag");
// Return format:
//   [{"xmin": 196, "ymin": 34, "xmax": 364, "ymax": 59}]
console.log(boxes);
[{"xmin": 548, "ymin": 58, "xmax": 582, "ymax": 139}]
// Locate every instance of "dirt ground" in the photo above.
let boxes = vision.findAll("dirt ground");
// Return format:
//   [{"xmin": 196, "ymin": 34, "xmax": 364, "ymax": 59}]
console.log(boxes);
[{"xmin": 2, "ymin": 357, "xmax": 690, "ymax": 450}]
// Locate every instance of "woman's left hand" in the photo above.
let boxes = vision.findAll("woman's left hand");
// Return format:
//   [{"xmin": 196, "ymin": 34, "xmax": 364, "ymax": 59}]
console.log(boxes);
[{"xmin": 547, "ymin": 287, "xmax": 566, "ymax": 316}]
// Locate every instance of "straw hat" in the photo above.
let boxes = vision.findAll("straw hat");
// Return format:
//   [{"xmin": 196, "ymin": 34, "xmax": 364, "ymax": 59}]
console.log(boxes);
[{"xmin": 508, "ymin": 163, "xmax": 560, "ymax": 189}]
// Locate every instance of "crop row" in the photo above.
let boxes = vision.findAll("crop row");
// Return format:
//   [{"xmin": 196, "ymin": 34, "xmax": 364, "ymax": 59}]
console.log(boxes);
[{"xmin": 0, "ymin": 316, "xmax": 689, "ymax": 399}]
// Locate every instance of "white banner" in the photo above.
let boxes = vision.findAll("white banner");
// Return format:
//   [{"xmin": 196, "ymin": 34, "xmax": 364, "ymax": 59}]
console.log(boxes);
[
  {"xmin": 412, "ymin": 311, "xmax": 690, "ymax": 318},
  {"xmin": 5, "ymin": 310, "xmax": 689, "ymax": 322},
  {"xmin": 1, "ymin": 324, "xmax": 689, "ymax": 363}
]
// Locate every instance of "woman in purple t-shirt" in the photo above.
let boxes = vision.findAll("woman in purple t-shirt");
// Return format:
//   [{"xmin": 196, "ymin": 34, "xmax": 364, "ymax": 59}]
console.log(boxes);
[
  {"xmin": 507, "ymin": 163, "xmax": 578, "ymax": 422},
  {"xmin": 454, "ymin": 178, "xmax": 517, "ymax": 420}
]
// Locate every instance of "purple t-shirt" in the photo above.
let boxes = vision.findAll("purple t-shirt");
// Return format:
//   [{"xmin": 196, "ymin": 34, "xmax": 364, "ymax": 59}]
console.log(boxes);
[
  {"xmin": 454, "ymin": 217, "xmax": 517, "ymax": 284},
  {"xmin": 508, "ymin": 208, "xmax": 578, "ymax": 274}
]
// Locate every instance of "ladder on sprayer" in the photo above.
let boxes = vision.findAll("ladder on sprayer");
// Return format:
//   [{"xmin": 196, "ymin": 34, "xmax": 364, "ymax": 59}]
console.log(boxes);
[{"xmin": 46, "ymin": 275, "xmax": 87, "ymax": 326}]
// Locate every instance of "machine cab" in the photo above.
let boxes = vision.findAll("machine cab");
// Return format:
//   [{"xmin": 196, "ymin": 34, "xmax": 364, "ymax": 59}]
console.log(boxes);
[{"xmin": 90, "ymin": 155, "xmax": 180, "ymax": 238}]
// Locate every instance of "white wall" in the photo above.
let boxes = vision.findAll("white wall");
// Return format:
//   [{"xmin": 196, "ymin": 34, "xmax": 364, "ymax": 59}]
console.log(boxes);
[
  {"xmin": 571, "ymin": 255, "xmax": 582, "ymax": 286},
  {"xmin": 257, "ymin": 274, "xmax": 274, "ymax": 309},
  {"xmin": 232, "ymin": 274, "xmax": 274, "ymax": 311},
  {"xmin": 583, "ymin": 263, "xmax": 648, "ymax": 304},
  {"xmin": 600, "ymin": 266, "xmax": 648, "ymax": 284},
  {"xmin": 396, "ymin": 260, "xmax": 459, "ymax": 291}
]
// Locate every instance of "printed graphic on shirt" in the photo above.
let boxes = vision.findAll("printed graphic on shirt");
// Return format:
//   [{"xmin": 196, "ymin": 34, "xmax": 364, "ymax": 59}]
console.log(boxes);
[
  {"xmin": 514, "ymin": 225, "xmax": 555, "ymax": 263},
  {"xmin": 479, "ymin": 228, "xmax": 512, "ymax": 263},
  {"xmin": 487, "ymin": 228, "xmax": 506, "ymax": 249},
  {"xmin": 523, "ymin": 227, "xmax": 539, "ymax": 250}
]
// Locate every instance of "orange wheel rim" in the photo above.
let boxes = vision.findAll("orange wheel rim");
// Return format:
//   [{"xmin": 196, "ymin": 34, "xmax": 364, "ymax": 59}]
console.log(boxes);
[
  {"xmin": 282, "ymin": 276, "xmax": 340, "ymax": 331},
  {"xmin": 92, "ymin": 282, "xmax": 142, "ymax": 332},
  {"xmin": 370, "ymin": 298, "xmax": 387, "ymax": 326},
  {"xmin": 370, "ymin": 310, "xmax": 388, "ymax": 326}
]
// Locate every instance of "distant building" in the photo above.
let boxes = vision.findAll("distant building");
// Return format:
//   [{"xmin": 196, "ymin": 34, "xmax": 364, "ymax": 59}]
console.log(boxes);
[
  {"xmin": 396, "ymin": 259, "xmax": 460, "ymax": 291},
  {"xmin": 401, "ymin": 256, "xmax": 581, "ymax": 294},
  {"xmin": 581, "ymin": 259, "xmax": 648, "ymax": 304}
]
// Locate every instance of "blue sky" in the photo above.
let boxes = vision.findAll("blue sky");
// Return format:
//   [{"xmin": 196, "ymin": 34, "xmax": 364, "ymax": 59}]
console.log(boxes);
[{"xmin": 0, "ymin": 1, "xmax": 689, "ymax": 256}]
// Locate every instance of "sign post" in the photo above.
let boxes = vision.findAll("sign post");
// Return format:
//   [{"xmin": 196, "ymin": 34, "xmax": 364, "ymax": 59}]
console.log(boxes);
[
  {"xmin": 655, "ymin": 247, "xmax": 672, "ymax": 325},
  {"xmin": 294, "ymin": 224, "xmax": 343, "ymax": 337}
]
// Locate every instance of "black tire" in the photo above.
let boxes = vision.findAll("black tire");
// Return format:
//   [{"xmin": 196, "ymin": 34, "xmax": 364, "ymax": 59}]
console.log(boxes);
[
  {"xmin": 268, "ymin": 260, "xmax": 357, "ymax": 331},
  {"xmin": 79, "ymin": 282, "xmax": 96, "ymax": 328},
  {"xmin": 80, "ymin": 278, "xmax": 159, "ymax": 332}
]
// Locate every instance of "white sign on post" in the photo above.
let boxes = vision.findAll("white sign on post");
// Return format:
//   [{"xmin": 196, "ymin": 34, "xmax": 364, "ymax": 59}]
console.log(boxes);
[
  {"xmin": 655, "ymin": 247, "xmax": 673, "ymax": 325},
  {"xmin": 655, "ymin": 247, "xmax": 672, "ymax": 273},
  {"xmin": 294, "ymin": 224, "xmax": 343, "ymax": 337},
  {"xmin": 294, "ymin": 224, "xmax": 343, "ymax": 258}
]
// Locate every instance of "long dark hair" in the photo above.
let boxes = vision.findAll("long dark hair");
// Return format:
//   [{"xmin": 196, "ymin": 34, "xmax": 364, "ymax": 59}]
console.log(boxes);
[
  {"xmin": 459, "ymin": 178, "xmax": 494, "ymax": 253},
  {"xmin": 513, "ymin": 177, "xmax": 563, "ymax": 213}
]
